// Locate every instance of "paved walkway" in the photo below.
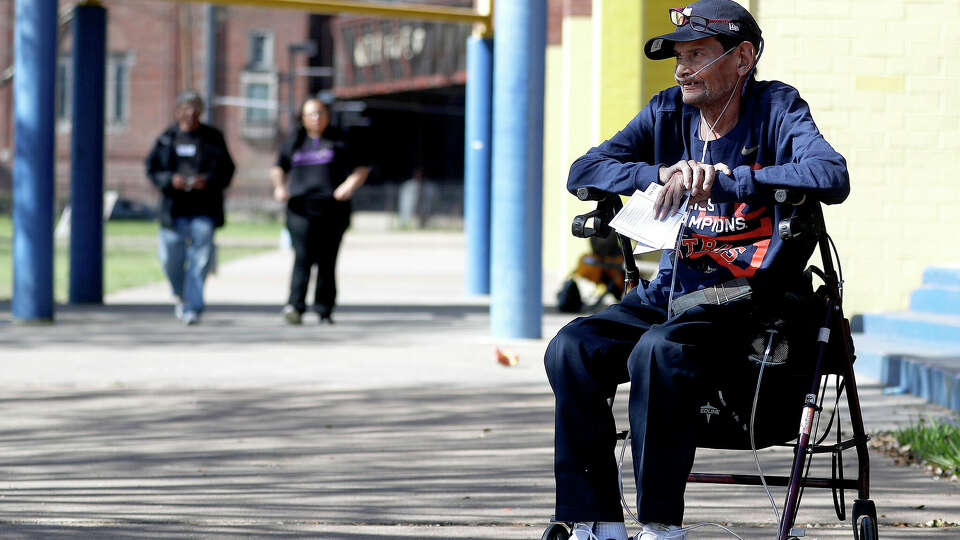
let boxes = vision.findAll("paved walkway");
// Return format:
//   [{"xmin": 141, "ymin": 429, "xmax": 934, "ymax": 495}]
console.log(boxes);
[{"xmin": 1, "ymin": 225, "xmax": 958, "ymax": 538}]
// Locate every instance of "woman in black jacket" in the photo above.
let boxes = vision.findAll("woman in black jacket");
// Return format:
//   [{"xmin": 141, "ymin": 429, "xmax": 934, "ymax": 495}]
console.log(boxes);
[{"xmin": 271, "ymin": 98, "xmax": 370, "ymax": 324}]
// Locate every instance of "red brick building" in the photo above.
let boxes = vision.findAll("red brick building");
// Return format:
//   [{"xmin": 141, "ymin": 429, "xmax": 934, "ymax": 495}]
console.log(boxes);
[
  {"xmin": 0, "ymin": 0, "xmax": 313, "ymax": 211},
  {"xmin": 0, "ymin": 0, "xmax": 16, "ymax": 203},
  {"xmin": 0, "ymin": 0, "xmax": 473, "ymax": 216}
]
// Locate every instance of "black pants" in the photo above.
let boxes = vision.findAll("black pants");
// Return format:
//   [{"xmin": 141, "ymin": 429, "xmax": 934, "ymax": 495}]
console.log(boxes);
[
  {"xmin": 285, "ymin": 202, "xmax": 350, "ymax": 316},
  {"xmin": 544, "ymin": 288, "xmax": 814, "ymax": 525}
]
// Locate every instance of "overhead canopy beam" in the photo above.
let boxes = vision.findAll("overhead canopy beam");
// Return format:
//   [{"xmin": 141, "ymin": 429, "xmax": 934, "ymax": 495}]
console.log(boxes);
[{"xmin": 160, "ymin": 0, "xmax": 492, "ymax": 34}]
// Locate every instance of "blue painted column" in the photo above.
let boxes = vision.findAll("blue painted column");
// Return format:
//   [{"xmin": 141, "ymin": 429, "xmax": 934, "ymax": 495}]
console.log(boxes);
[
  {"xmin": 69, "ymin": 3, "xmax": 107, "ymax": 304},
  {"xmin": 12, "ymin": 0, "xmax": 58, "ymax": 321},
  {"xmin": 464, "ymin": 34, "xmax": 493, "ymax": 295},
  {"xmin": 490, "ymin": 0, "xmax": 546, "ymax": 339}
]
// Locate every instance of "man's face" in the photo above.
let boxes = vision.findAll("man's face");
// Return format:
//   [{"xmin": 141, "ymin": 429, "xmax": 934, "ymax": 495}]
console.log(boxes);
[
  {"xmin": 673, "ymin": 37, "xmax": 742, "ymax": 109},
  {"xmin": 176, "ymin": 102, "xmax": 202, "ymax": 131}
]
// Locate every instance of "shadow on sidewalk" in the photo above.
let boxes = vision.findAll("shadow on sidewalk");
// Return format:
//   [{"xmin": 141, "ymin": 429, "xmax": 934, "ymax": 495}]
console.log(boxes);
[
  {"xmin": 0, "ymin": 383, "xmax": 557, "ymax": 537},
  {"xmin": 1, "ymin": 382, "xmax": 957, "ymax": 538},
  {"xmin": 0, "ymin": 301, "xmax": 500, "ymax": 350}
]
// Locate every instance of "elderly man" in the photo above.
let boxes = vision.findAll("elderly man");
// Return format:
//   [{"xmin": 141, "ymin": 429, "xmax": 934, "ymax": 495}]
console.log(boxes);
[
  {"xmin": 544, "ymin": 1, "xmax": 849, "ymax": 539},
  {"xmin": 146, "ymin": 90, "xmax": 235, "ymax": 325}
]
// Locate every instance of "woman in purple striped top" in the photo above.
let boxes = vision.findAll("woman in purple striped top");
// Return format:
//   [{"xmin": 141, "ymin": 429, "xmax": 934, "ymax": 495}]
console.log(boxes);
[{"xmin": 271, "ymin": 98, "xmax": 371, "ymax": 325}]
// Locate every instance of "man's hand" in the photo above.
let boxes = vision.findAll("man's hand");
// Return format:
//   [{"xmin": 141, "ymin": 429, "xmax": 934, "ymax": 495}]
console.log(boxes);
[
  {"xmin": 189, "ymin": 175, "xmax": 207, "ymax": 190},
  {"xmin": 655, "ymin": 161, "xmax": 691, "ymax": 220},
  {"xmin": 172, "ymin": 174, "xmax": 188, "ymax": 190},
  {"xmin": 172, "ymin": 174, "xmax": 207, "ymax": 191},
  {"xmin": 655, "ymin": 160, "xmax": 732, "ymax": 219}
]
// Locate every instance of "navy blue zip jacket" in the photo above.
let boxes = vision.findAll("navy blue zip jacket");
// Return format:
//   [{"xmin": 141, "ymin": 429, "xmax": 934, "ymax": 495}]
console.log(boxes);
[{"xmin": 568, "ymin": 79, "xmax": 849, "ymax": 307}]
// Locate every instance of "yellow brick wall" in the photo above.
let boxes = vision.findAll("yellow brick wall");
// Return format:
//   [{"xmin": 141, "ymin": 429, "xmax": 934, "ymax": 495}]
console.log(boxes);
[
  {"xmin": 755, "ymin": 0, "xmax": 960, "ymax": 315},
  {"xmin": 592, "ymin": 0, "xmax": 644, "ymax": 140},
  {"xmin": 542, "ymin": 43, "xmax": 568, "ymax": 287},
  {"xmin": 542, "ymin": 16, "xmax": 601, "ymax": 291},
  {"xmin": 642, "ymin": 1, "xmax": 679, "ymax": 103},
  {"xmin": 541, "ymin": 0, "xmax": 677, "ymax": 294},
  {"xmin": 559, "ymin": 16, "xmax": 601, "ymax": 281}
]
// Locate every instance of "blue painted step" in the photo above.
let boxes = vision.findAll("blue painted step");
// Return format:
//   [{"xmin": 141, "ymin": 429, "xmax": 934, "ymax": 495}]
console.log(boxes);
[
  {"xmin": 852, "ymin": 334, "xmax": 960, "ymax": 414},
  {"xmin": 923, "ymin": 265, "xmax": 960, "ymax": 287},
  {"xmin": 854, "ymin": 333, "xmax": 960, "ymax": 380},
  {"xmin": 911, "ymin": 286, "xmax": 960, "ymax": 315},
  {"xmin": 860, "ymin": 311, "xmax": 960, "ymax": 344},
  {"xmin": 890, "ymin": 355, "xmax": 960, "ymax": 412},
  {"xmin": 910, "ymin": 265, "xmax": 960, "ymax": 315},
  {"xmin": 853, "ymin": 265, "xmax": 960, "ymax": 413}
]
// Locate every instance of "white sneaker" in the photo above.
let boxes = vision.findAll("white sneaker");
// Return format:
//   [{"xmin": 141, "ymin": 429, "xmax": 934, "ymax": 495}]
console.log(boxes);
[
  {"xmin": 182, "ymin": 310, "xmax": 200, "ymax": 326},
  {"xmin": 282, "ymin": 305, "xmax": 302, "ymax": 325},
  {"xmin": 174, "ymin": 300, "xmax": 184, "ymax": 321},
  {"xmin": 569, "ymin": 523, "xmax": 599, "ymax": 540},
  {"xmin": 634, "ymin": 522, "xmax": 686, "ymax": 540}
]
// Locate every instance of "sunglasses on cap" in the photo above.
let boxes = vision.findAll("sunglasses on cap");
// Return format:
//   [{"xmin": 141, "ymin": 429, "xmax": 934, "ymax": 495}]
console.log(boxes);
[{"xmin": 669, "ymin": 7, "xmax": 741, "ymax": 33}]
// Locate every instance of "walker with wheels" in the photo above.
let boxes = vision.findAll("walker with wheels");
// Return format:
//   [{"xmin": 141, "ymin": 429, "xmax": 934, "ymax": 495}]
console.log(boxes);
[{"xmin": 542, "ymin": 187, "xmax": 877, "ymax": 540}]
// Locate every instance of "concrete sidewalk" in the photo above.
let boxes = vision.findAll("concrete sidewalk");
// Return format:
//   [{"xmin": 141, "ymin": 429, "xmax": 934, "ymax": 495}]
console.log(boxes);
[{"xmin": 1, "ymin": 226, "xmax": 958, "ymax": 539}]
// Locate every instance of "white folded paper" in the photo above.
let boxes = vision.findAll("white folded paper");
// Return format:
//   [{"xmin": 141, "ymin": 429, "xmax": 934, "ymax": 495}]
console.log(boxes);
[{"xmin": 608, "ymin": 183, "xmax": 689, "ymax": 254}]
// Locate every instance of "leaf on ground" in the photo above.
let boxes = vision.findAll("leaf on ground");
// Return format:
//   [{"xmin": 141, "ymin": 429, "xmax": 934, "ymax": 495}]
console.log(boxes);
[{"xmin": 495, "ymin": 347, "xmax": 518, "ymax": 367}]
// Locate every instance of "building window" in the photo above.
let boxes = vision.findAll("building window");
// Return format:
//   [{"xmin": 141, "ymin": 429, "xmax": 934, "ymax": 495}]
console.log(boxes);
[
  {"xmin": 239, "ymin": 71, "xmax": 278, "ymax": 139},
  {"xmin": 112, "ymin": 62, "xmax": 127, "ymax": 121},
  {"xmin": 56, "ymin": 56, "xmax": 72, "ymax": 125},
  {"xmin": 106, "ymin": 52, "xmax": 134, "ymax": 128},
  {"xmin": 248, "ymin": 30, "xmax": 274, "ymax": 71},
  {"xmin": 54, "ymin": 51, "xmax": 134, "ymax": 130},
  {"xmin": 245, "ymin": 83, "xmax": 270, "ymax": 124}
]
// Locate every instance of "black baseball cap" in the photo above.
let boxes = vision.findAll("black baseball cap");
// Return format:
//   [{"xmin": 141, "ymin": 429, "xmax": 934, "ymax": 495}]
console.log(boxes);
[{"xmin": 643, "ymin": 0, "xmax": 762, "ymax": 60}]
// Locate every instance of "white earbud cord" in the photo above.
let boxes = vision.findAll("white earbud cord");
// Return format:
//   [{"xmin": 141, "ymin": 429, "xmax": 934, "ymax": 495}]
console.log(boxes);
[
  {"xmin": 700, "ymin": 71, "xmax": 743, "ymax": 161},
  {"xmin": 611, "ymin": 42, "xmax": 768, "ymax": 539},
  {"xmin": 665, "ymin": 69, "xmax": 742, "ymax": 319},
  {"xmin": 675, "ymin": 46, "xmax": 737, "ymax": 86},
  {"xmin": 751, "ymin": 331, "xmax": 782, "ymax": 526}
]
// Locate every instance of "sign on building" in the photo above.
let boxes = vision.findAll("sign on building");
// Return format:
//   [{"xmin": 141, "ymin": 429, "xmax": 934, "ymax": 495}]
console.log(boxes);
[{"xmin": 333, "ymin": 18, "xmax": 470, "ymax": 97}]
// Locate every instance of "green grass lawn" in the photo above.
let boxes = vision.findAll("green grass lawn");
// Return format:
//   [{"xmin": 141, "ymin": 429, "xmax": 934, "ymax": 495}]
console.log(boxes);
[{"xmin": 0, "ymin": 216, "xmax": 284, "ymax": 302}]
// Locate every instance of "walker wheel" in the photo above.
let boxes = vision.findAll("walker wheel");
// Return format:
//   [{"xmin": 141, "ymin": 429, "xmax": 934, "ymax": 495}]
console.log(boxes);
[
  {"xmin": 857, "ymin": 515, "xmax": 878, "ymax": 540},
  {"xmin": 541, "ymin": 523, "xmax": 569, "ymax": 540},
  {"xmin": 852, "ymin": 499, "xmax": 879, "ymax": 540}
]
